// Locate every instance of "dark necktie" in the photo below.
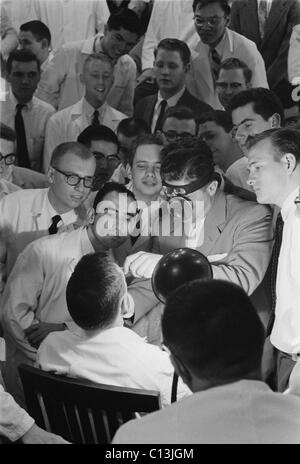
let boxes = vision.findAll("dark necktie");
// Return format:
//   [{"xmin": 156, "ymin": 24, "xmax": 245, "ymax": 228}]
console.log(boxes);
[
  {"xmin": 210, "ymin": 48, "xmax": 221, "ymax": 82},
  {"xmin": 267, "ymin": 212, "xmax": 284, "ymax": 335},
  {"xmin": 48, "ymin": 215, "xmax": 62, "ymax": 235},
  {"xmin": 15, "ymin": 103, "xmax": 30, "ymax": 168},
  {"xmin": 257, "ymin": 0, "xmax": 268, "ymax": 40},
  {"xmin": 154, "ymin": 99, "xmax": 167, "ymax": 133},
  {"xmin": 91, "ymin": 109, "xmax": 100, "ymax": 126}
]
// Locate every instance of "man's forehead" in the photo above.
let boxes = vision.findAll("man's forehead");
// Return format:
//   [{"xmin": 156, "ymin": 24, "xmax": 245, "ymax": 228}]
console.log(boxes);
[
  {"xmin": 198, "ymin": 121, "xmax": 219, "ymax": 133},
  {"xmin": 155, "ymin": 49, "xmax": 183, "ymax": 63},
  {"xmin": 164, "ymin": 118, "xmax": 196, "ymax": 132},
  {"xmin": 90, "ymin": 140, "xmax": 118, "ymax": 155},
  {"xmin": 232, "ymin": 103, "xmax": 259, "ymax": 123},
  {"xmin": 19, "ymin": 30, "xmax": 36, "ymax": 41},
  {"xmin": 218, "ymin": 68, "xmax": 246, "ymax": 83},
  {"xmin": 86, "ymin": 59, "xmax": 113, "ymax": 73},
  {"xmin": 0, "ymin": 139, "xmax": 14, "ymax": 153},
  {"xmin": 58, "ymin": 151, "xmax": 95, "ymax": 170},
  {"xmin": 10, "ymin": 60, "xmax": 39, "ymax": 72},
  {"xmin": 248, "ymin": 139, "xmax": 275, "ymax": 160}
]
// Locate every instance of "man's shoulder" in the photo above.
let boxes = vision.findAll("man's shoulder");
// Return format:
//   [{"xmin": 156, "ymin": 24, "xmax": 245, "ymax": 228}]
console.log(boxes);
[
  {"xmin": 0, "ymin": 188, "xmax": 46, "ymax": 207},
  {"xmin": 135, "ymin": 94, "xmax": 156, "ymax": 111},
  {"xmin": 229, "ymin": 28, "xmax": 260, "ymax": 55},
  {"xmin": 32, "ymin": 96, "xmax": 55, "ymax": 114},
  {"xmin": 225, "ymin": 192, "xmax": 271, "ymax": 220},
  {"xmin": 179, "ymin": 89, "xmax": 213, "ymax": 113}
]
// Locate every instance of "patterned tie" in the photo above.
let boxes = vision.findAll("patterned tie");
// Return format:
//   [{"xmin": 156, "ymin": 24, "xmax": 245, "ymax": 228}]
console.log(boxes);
[
  {"xmin": 15, "ymin": 103, "xmax": 30, "ymax": 168},
  {"xmin": 91, "ymin": 109, "xmax": 100, "ymax": 126},
  {"xmin": 210, "ymin": 48, "xmax": 221, "ymax": 82},
  {"xmin": 48, "ymin": 215, "xmax": 62, "ymax": 235},
  {"xmin": 267, "ymin": 212, "xmax": 284, "ymax": 335},
  {"xmin": 257, "ymin": 0, "xmax": 268, "ymax": 40},
  {"xmin": 154, "ymin": 99, "xmax": 167, "ymax": 133}
]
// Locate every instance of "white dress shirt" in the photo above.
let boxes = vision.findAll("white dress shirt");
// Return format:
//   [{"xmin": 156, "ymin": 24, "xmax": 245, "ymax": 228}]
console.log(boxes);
[
  {"xmin": 28, "ymin": 0, "xmax": 110, "ymax": 50},
  {"xmin": 1, "ymin": 227, "xmax": 94, "ymax": 405},
  {"xmin": 288, "ymin": 24, "xmax": 300, "ymax": 85},
  {"xmin": 186, "ymin": 28, "xmax": 269, "ymax": 109},
  {"xmin": 36, "ymin": 34, "xmax": 137, "ymax": 116},
  {"xmin": 271, "ymin": 187, "xmax": 300, "ymax": 354},
  {"xmin": 0, "ymin": 90, "xmax": 55, "ymax": 172},
  {"xmin": 0, "ymin": 384, "xmax": 34, "ymax": 442},
  {"xmin": 113, "ymin": 379, "xmax": 300, "ymax": 444},
  {"xmin": 0, "ymin": 188, "xmax": 80, "ymax": 297},
  {"xmin": 150, "ymin": 86, "xmax": 186, "ymax": 133},
  {"xmin": 37, "ymin": 325, "xmax": 191, "ymax": 408},
  {"xmin": 43, "ymin": 98, "xmax": 126, "ymax": 172}
]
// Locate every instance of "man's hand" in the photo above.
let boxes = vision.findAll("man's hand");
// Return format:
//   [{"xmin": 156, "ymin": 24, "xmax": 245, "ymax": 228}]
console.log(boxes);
[
  {"xmin": 123, "ymin": 251, "xmax": 163, "ymax": 279},
  {"xmin": 136, "ymin": 68, "xmax": 156, "ymax": 86},
  {"xmin": 24, "ymin": 322, "xmax": 66, "ymax": 349},
  {"xmin": 22, "ymin": 423, "xmax": 70, "ymax": 444}
]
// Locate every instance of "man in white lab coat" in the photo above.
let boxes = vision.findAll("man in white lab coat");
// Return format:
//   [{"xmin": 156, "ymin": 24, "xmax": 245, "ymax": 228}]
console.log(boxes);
[{"xmin": 1, "ymin": 182, "xmax": 138, "ymax": 407}]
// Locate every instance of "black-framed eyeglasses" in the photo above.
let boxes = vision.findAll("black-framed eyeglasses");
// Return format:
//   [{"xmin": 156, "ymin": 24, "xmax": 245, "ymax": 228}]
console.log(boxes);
[
  {"xmin": 92, "ymin": 151, "xmax": 120, "ymax": 164},
  {"xmin": 193, "ymin": 15, "xmax": 226, "ymax": 27},
  {"xmin": 52, "ymin": 166, "xmax": 95, "ymax": 188},
  {"xmin": 0, "ymin": 152, "xmax": 16, "ymax": 165},
  {"xmin": 162, "ymin": 131, "xmax": 194, "ymax": 142}
]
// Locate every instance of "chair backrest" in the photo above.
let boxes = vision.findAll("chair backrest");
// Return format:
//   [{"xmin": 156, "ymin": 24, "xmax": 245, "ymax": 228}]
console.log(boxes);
[{"xmin": 19, "ymin": 364, "xmax": 161, "ymax": 444}]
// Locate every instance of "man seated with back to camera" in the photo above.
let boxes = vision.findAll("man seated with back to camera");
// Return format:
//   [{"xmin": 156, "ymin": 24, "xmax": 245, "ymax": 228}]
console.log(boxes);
[
  {"xmin": 125, "ymin": 138, "xmax": 273, "ymax": 341},
  {"xmin": 1, "ymin": 182, "xmax": 138, "ymax": 406},
  {"xmin": 37, "ymin": 252, "xmax": 191, "ymax": 408}
]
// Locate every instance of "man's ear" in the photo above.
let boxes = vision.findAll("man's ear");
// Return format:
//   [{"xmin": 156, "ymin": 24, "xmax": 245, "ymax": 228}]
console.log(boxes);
[
  {"xmin": 86, "ymin": 207, "xmax": 95, "ymax": 224},
  {"xmin": 79, "ymin": 72, "xmax": 85, "ymax": 85},
  {"xmin": 284, "ymin": 153, "xmax": 297, "ymax": 174},
  {"xmin": 127, "ymin": 164, "xmax": 132, "ymax": 180},
  {"xmin": 47, "ymin": 166, "xmax": 54, "ymax": 184},
  {"xmin": 206, "ymin": 180, "xmax": 218, "ymax": 197},
  {"xmin": 184, "ymin": 62, "xmax": 191, "ymax": 74},
  {"xmin": 41, "ymin": 38, "xmax": 48, "ymax": 50},
  {"xmin": 270, "ymin": 113, "xmax": 281, "ymax": 128}
]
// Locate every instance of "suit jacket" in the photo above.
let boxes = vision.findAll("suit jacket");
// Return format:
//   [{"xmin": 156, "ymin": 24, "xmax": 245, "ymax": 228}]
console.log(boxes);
[
  {"xmin": 128, "ymin": 190, "xmax": 273, "ymax": 343},
  {"xmin": 230, "ymin": 0, "xmax": 300, "ymax": 104},
  {"xmin": 185, "ymin": 28, "xmax": 269, "ymax": 109},
  {"xmin": 134, "ymin": 88, "xmax": 212, "ymax": 129}
]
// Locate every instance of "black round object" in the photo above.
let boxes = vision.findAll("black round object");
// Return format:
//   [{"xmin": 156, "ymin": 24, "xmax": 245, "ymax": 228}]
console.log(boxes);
[{"xmin": 151, "ymin": 248, "xmax": 213, "ymax": 303}]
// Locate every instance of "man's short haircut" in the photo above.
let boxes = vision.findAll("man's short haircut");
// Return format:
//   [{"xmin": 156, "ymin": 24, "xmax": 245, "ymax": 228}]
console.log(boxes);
[
  {"xmin": 6, "ymin": 49, "xmax": 40, "ymax": 74},
  {"xmin": 198, "ymin": 110, "xmax": 233, "ymax": 133},
  {"xmin": 50, "ymin": 142, "xmax": 94, "ymax": 166},
  {"xmin": 129, "ymin": 133, "xmax": 164, "ymax": 166},
  {"xmin": 107, "ymin": 8, "xmax": 142, "ymax": 36},
  {"xmin": 229, "ymin": 87, "xmax": 284, "ymax": 125},
  {"xmin": 192, "ymin": 0, "xmax": 231, "ymax": 15},
  {"xmin": 66, "ymin": 253, "xmax": 125, "ymax": 330},
  {"xmin": 117, "ymin": 117, "xmax": 150, "ymax": 138},
  {"xmin": 162, "ymin": 279, "xmax": 265, "ymax": 382},
  {"xmin": 93, "ymin": 181, "xmax": 135, "ymax": 210},
  {"xmin": 218, "ymin": 57, "xmax": 252, "ymax": 84},
  {"xmin": 0, "ymin": 122, "xmax": 16, "ymax": 142},
  {"xmin": 154, "ymin": 38, "xmax": 191, "ymax": 67},
  {"xmin": 77, "ymin": 124, "xmax": 119, "ymax": 149},
  {"xmin": 20, "ymin": 20, "xmax": 51, "ymax": 45},
  {"xmin": 162, "ymin": 106, "xmax": 197, "ymax": 128},
  {"xmin": 160, "ymin": 137, "xmax": 216, "ymax": 185},
  {"xmin": 82, "ymin": 52, "xmax": 114, "ymax": 73},
  {"xmin": 247, "ymin": 127, "xmax": 300, "ymax": 166}
]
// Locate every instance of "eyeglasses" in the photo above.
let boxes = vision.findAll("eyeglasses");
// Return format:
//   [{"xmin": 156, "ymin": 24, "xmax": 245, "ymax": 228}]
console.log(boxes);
[
  {"xmin": 92, "ymin": 151, "xmax": 120, "ymax": 164},
  {"xmin": 162, "ymin": 131, "xmax": 194, "ymax": 142},
  {"xmin": 0, "ymin": 152, "xmax": 16, "ymax": 165},
  {"xmin": 193, "ymin": 15, "xmax": 226, "ymax": 27},
  {"xmin": 52, "ymin": 166, "xmax": 95, "ymax": 188},
  {"xmin": 162, "ymin": 178, "xmax": 207, "ymax": 199}
]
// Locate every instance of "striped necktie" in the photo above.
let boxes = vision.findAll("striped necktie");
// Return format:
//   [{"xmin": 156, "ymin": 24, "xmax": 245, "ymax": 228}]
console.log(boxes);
[
  {"xmin": 154, "ymin": 99, "xmax": 167, "ymax": 133},
  {"xmin": 210, "ymin": 48, "xmax": 221, "ymax": 82}
]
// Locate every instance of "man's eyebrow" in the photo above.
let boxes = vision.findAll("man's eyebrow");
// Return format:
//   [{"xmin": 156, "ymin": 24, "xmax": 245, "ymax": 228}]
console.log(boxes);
[{"xmin": 237, "ymin": 118, "xmax": 254, "ymax": 127}]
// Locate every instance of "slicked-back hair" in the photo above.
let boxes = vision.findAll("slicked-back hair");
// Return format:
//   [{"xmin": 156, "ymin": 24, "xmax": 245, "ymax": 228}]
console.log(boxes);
[
  {"xmin": 192, "ymin": 0, "xmax": 231, "ymax": 15},
  {"xmin": 154, "ymin": 38, "xmax": 191, "ymax": 67},
  {"xmin": 93, "ymin": 181, "xmax": 135, "ymax": 210},
  {"xmin": 20, "ymin": 20, "xmax": 51, "ymax": 45},
  {"xmin": 129, "ymin": 133, "xmax": 164, "ymax": 166},
  {"xmin": 247, "ymin": 127, "xmax": 300, "ymax": 166},
  {"xmin": 229, "ymin": 87, "xmax": 284, "ymax": 125},
  {"xmin": 50, "ymin": 142, "xmax": 94, "ymax": 167},
  {"xmin": 160, "ymin": 137, "xmax": 216, "ymax": 185},
  {"xmin": 77, "ymin": 124, "xmax": 118, "ymax": 149},
  {"xmin": 82, "ymin": 52, "xmax": 114, "ymax": 74},
  {"xmin": 107, "ymin": 8, "xmax": 142, "ymax": 36},
  {"xmin": 218, "ymin": 57, "xmax": 252, "ymax": 83},
  {"xmin": 162, "ymin": 279, "xmax": 265, "ymax": 382},
  {"xmin": 6, "ymin": 49, "xmax": 40, "ymax": 74},
  {"xmin": 0, "ymin": 122, "xmax": 16, "ymax": 142},
  {"xmin": 66, "ymin": 253, "xmax": 125, "ymax": 330},
  {"xmin": 162, "ymin": 106, "xmax": 197, "ymax": 128},
  {"xmin": 117, "ymin": 117, "xmax": 150, "ymax": 138},
  {"xmin": 198, "ymin": 110, "xmax": 233, "ymax": 133}
]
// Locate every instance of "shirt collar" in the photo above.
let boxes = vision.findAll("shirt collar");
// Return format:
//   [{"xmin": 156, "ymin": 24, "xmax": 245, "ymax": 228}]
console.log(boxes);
[
  {"xmin": 82, "ymin": 97, "xmax": 107, "ymax": 118},
  {"xmin": 80, "ymin": 226, "xmax": 95, "ymax": 255},
  {"xmin": 9, "ymin": 87, "xmax": 33, "ymax": 111},
  {"xmin": 281, "ymin": 186, "xmax": 300, "ymax": 221},
  {"xmin": 157, "ymin": 86, "xmax": 186, "ymax": 107}
]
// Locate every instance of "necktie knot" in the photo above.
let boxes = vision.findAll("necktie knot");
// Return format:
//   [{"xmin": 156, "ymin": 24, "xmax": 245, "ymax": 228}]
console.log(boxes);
[
  {"xmin": 48, "ymin": 215, "xmax": 62, "ymax": 235},
  {"xmin": 91, "ymin": 109, "xmax": 100, "ymax": 126},
  {"xmin": 16, "ymin": 103, "xmax": 26, "ymax": 112}
]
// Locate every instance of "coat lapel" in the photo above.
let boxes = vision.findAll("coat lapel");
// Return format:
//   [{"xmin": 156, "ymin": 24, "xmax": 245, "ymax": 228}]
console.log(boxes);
[
  {"xmin": 198, "ymin": 190, "xmax": 227, "ymax": 256},
  {"xmin": 262, "ymin": 0, "xmax": 286, "ymax": 46}
]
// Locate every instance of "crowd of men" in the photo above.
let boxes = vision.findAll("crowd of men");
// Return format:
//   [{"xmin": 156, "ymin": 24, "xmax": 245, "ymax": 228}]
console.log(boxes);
[{"xmin": 1, "ymin": 0, "xmax": 300, "ymax": 445}]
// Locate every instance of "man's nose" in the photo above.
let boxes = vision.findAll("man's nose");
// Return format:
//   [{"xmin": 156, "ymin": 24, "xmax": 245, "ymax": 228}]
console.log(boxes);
[{"xmin": 75, "ymin": 179, "xmax": 85, "ymax": 191}]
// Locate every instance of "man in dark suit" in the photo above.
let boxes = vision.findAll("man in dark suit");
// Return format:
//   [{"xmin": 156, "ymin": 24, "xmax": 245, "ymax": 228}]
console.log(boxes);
[
  {"xmin": 134, "ymin": 38, "xmax": 212, "ymax": 132},
  {"xmin": 230, "ymin": 0, "xmax": 300, "ymax": 109}
]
